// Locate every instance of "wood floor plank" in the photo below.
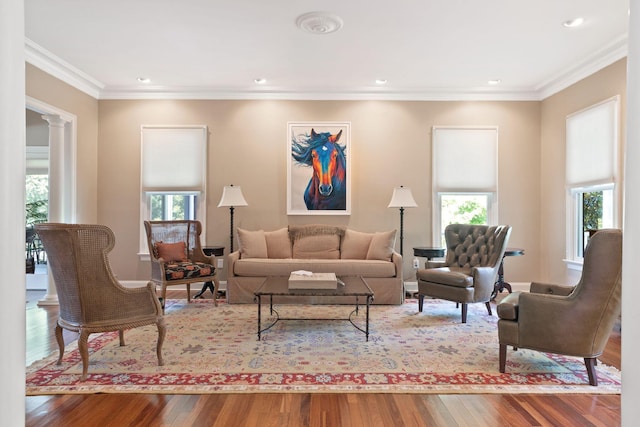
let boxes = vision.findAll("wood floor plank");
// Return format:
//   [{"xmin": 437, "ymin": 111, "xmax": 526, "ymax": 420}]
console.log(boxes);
[{"xmin": 25, "ymin": 290, "xmax": 621, "ymax": 426}]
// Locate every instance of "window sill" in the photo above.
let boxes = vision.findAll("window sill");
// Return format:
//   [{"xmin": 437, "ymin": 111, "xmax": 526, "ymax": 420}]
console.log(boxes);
[
  {"xmin": 138, "ymin": 252, "xmax": 150, "ymax": 262},
  {"xmin": 563, "ymin": 258, "xmax": 583, "ymax": 271}
]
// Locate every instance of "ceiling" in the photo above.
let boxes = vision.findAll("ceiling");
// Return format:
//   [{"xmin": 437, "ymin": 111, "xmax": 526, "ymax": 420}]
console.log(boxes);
[{"xmin": 24, "ymin": 0, "xmax": 630, "ymax": 101}]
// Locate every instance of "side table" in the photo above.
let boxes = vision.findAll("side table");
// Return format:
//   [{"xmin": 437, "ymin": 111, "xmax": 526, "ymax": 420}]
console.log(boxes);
[
  {"xmin": 413, "ymin": 247, "xmax": 445, "ymax": 264},
  {"xmin": 194, "ymin": 245, "xmax": 225, "ymax": 299},
  {"xmin": 410, "ymin": 247, "xmax": 445, "ymax": 297},
  {"xmin": 491, "ymin": 247, "xmax": 524, "ymax": 300}
]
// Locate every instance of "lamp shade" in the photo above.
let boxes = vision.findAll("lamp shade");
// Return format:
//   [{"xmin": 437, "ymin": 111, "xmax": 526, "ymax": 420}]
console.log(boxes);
[
  {"xmin": 388, "ymin": 186, "xmax": 417, "ymax": 208},
  {"xmin": 218, "ymin": 185, "xmax": 248, "ymax": 207}
]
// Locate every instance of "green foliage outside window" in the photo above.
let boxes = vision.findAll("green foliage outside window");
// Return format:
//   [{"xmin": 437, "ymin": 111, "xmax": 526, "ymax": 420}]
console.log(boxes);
[
  {"xmin": 150, "ymin": 194, "xmax": 195, "ymax": 221},
  {"xmin": 25, "ymin": 175, "xmax": 48, "ymax": 225},
  {"xmin": 583, "ymin": 191, "xmax": 603, "ymax": 232},
  {"xmin": 442, "ymin": 195, "xmax": 487, "ymax": 226}
]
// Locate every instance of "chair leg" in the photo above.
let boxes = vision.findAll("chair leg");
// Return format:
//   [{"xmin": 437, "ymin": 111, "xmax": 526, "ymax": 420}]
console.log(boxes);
[
  {"xmin": 118, "ymin": 330, "xmax": 125, "ymax": 346},
  {"xmin": 499, "ymin": 344, "xmax": 507, "ymax": 373},
  {"xmin": 485, "ymin": 302, "xmax": 492, "ymax": 316},
  {"xmin": 186, "ymin": 283, "xmax": 191, "ymax": 303},
  {"xmin": 212, "ymin": 275, "xmax": 220, "ymax": 307},
  {"xmin": 157, "ymin": 318, "xmax": 166, "ymax": 366},
  {"xmin": 585, "ymin": 357, "xmax": 598, "ymax": 386},
  {"xmin": 161, "ymin": 284, "xmax": 168, "ymax": 313},
  {"xmin": 418, "ymin": 294, "xmax": 424, "ymax": 312},
  {"xmin": 55, "ymin": 323, "xmax": 65, "ymax": 365},
  {"xmin": 461, "ymin": 303, "xmax": 468, "ymax": 323},
  {"xmin": 78, "ymin": 330, "xmax": 90, "ymax": 381}
]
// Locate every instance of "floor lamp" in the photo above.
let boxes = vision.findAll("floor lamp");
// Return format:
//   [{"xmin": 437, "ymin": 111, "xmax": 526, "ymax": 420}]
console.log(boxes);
[
  {"xmin": 388, "ymin": 186, "xmax": 417, "ymax": 257},
  {"xmin": 218, "ymin": 185, "xmax": 248, "ymax": 253}
]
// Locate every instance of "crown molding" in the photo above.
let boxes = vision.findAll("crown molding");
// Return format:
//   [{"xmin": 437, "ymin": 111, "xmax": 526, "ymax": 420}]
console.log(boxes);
[
  {"xmin": 24, "ymin": 38, "xmax": 104, "ymax": 99},
  {"xmin": 536, "ymin": 34, "xmax": 628, "ymax": 100},
  {"xmin": 98, "ymin": 87, "xmax": 541, "ymax": 101},
  {"xmin": 25, "ymin": 36, "xmax": 627, "ymax": 102}
]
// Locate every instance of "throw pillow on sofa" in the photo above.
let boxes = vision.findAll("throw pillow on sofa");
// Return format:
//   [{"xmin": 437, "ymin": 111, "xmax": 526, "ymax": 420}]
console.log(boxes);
[
  {"xmin": 265, "ymin": 228, "xmax": 292, "ymax": 258},
  {"xmin": 341, "ymin": 229, "xmax": 374, "ymax": 259},
  {"xmin": 236, "ymin": 228, "xmax": 268, "ymax": 258},
  {"xmin": 289, "ymin": 224, "xmax": 344, "ymax": 259},
  {"xmin": 366, "ymin": 230, "xmax": 397, "ymax": 261}
]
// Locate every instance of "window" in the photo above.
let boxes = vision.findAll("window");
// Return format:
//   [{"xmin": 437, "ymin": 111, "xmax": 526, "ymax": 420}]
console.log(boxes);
[
  {"xmin": 566, "ymin": 97, "xmax": 620, "ymax": 265},
  {"xmin": 437, "ymin": 193, "xmax": 490, "ymax": 247},
  {"xmin": 432, "ymin": 127, "xmax": 498, "ymax": 246},
  {"xmin": 140, "ymin": 125, "xmax": 208, "ymax": 255},
  {"xmin": 148, "ymin": 193, "xmax": 198, "ymax": 221}
]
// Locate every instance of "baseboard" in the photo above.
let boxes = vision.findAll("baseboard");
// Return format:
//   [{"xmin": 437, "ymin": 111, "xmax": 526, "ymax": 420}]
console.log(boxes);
[
  {"xmin": 404, "ymin": 281, "xmax": 418, "ymax": 293},
  {"xmin": 508, "ymin": 282, "xmax": 530, "ymax": 292}
]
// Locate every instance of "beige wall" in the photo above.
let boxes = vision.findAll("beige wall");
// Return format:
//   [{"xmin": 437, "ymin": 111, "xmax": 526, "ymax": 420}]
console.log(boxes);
[
  {"xmin": 27, "ymin": 59, "xmax": 626, "ymax": 286},
  {"xmin": 25, "ymin": 63, "xmax": 100, "ymax": 224},
  {"xmin": 540, "ymin": 58, "xmax": 627, "ymax": 284},
  {"xmin": 98, "ymin": 99, "xmax": 541, "ymax": 282}
]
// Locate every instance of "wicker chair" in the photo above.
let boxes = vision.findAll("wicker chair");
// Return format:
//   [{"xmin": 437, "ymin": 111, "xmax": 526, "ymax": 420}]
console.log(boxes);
[
  {"xmin": 35, "ymin": 223, "xmax": 165, "ymax": 381},
  {"xmin": 144, "ymin": 220, "xmax": 220, "ymax": 311}
]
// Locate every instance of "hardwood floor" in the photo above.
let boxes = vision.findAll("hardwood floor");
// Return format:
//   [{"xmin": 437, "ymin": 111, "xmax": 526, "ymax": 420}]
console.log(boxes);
[{"xmin": 25, "ymin": 290, "xmax": 621, "ymax": 427}]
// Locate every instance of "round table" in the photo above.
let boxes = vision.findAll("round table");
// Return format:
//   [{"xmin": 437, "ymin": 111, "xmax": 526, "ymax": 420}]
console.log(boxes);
[
  {"xmin": 413, "ymin": 247, "xmax": 445, "ymax": 266},
  {"xmin": 491, "ymin": 247, "xmax": 525, "ymax": 300}
]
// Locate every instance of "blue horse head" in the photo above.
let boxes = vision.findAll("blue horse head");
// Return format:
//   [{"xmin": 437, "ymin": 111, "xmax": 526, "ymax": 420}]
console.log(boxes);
[{"xmin": 291, "ymin": 128, "xmax": 347, "ymax": 210}]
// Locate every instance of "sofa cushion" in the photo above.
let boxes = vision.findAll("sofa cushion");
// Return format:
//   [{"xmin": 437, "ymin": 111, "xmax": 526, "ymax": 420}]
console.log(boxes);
[
  {"xmin": 341, "ymin": 229, "xmax": 373, "ymax": 259},
  {"xmin": 417, "ymin": 267, "xmax": 474, "ymax": 288},
  {"xmin": 265, "ymin": 228, "xmax": 292, "ymax": 259},
  {"xmin": 164, "ymin": 261, "xmax": 214, "ymax": 280},
  {"xmin": 292, "ymin": 234, "xmax": 341, "ymax": 259},
  {"xmin": 233, "ymin": 258, "xmax": 396, "ymax": 277},
  {"xmin": 155, "ymin": 241, "xmax": 187, "ymax": 262},
  {"xmin": 237, "ymin": 228, "xmax": 267, "ymax": 258},
  {"xmin": 366, "ymin": 230, "xmax": 397, "ymax": 261}
]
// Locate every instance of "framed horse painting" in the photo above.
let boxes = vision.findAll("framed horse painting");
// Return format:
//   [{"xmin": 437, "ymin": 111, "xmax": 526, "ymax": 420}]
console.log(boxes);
[{"xmin": 287, "ymin": 122, "xmax": 351, "ymax": 215}]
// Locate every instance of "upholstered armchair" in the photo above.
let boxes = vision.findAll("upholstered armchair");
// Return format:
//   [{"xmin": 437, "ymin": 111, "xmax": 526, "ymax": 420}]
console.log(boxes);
[
  {"xmin": 416, "ymin": 224, "xmax": 512, "ymax": 323},
  {"xmin": 497, "ymin": 229, "xmax": 622, "ymax": 386},
  {"xmin": 144, "ymin": 220, "xmax": 220, "ymax": 310},
  {"xmin": 35, "ymin": 223, "xmax": 165, "ymax": 381}
]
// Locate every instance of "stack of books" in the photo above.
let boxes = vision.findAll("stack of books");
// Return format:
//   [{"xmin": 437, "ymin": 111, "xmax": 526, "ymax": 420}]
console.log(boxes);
[{"xmin": 288, "ymin": 271, "xmax": 338, "ymax": 289}]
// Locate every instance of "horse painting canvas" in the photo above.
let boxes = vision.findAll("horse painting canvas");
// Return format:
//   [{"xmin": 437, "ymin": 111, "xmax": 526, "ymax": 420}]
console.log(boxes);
[{"xmin": 287, "ymin": 123, "xmax": 351, "ymax": 215}]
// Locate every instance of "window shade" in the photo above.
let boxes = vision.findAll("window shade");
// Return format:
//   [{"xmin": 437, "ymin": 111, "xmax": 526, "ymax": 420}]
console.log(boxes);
[
  {"xmin": 432, "ymin": 127, "xmax": 498, "ymax": 192},
  {"xmin": 141, "ymin": 126, "xmax": 207, "ymax": 191},
  {"xmin": 566, "ymin": 98, "xmax": 618, "ymax": 187}
]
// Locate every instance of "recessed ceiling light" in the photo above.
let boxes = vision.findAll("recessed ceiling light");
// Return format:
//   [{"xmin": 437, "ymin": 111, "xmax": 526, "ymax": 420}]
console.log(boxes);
[
  {"xmin": 137, "ymin": 77, "xmax": 151, "ymax": 83},
  {"xmin": 254, "ymin": 78, "xmax": 267, "ymax": 84},
  {"xmin": 488, "ymin": 79, "xmax": 501, "ymax": 85},
  {"xmin": 375, "ymin": 79, "xmax": 388, "ymax": 85},
  {"xmin": 563, "ymin": 17, "xmax": 585, "ymax": 28}
]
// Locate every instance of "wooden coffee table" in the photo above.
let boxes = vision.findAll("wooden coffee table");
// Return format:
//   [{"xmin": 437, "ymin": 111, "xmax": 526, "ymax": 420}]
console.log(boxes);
[{"xmin": 254, "ymin": 276, "xmax": 374, "ymax": 341}]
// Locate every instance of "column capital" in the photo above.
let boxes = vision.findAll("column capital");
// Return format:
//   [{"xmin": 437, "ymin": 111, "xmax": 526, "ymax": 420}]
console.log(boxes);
[{"xmin": 41, "ymin": 114, "xmax": 66, "ymax": 127}]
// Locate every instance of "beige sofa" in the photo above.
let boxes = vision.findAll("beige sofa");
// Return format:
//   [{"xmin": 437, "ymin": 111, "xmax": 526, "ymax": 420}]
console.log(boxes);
[{"xmin": 226, "ymin": 224, "xmax": 404, "ymax": 304}]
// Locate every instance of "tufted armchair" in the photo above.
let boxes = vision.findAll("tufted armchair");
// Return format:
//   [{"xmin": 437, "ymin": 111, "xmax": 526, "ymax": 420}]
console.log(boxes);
[
  {"xmin": 497, "ymin": 229, "xmax": 621, "ymax": 385},
  {"xmin": 144, "ymin": 220, "xmax": 220, "ymax": 311},
  {"xmin": 35, "ymin": 223, "xmax": 165, "ymax": 380},
  {"xmin": 416, "ymin": 224, "xmax": 511, "ymax": 323}
]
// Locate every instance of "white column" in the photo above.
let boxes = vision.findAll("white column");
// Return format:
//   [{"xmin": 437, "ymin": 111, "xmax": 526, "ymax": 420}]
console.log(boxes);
[
  {"xmin": 622, "ymin": 5, "xmax": 639, "ymax": 426},
  {"xmin": 0, "ymin": 0, "xmax": 26, "ymax": 423},
  {"xmin": 37, "ymin": 114, "xmax": 67, "ymax": 306}
]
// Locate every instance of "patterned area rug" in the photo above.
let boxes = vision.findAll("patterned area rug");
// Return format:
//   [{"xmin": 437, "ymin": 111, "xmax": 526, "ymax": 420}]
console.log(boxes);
[{"xmin": 26, "ymin": 299, "xmax": 621, "ymax": 395}]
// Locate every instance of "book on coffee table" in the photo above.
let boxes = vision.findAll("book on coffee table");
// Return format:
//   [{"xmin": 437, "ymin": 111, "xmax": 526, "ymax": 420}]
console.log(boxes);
[{"xmin": 288, "ymin": 271, "xmax": 338, "ymax": 289}]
